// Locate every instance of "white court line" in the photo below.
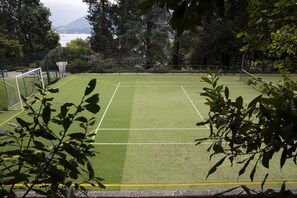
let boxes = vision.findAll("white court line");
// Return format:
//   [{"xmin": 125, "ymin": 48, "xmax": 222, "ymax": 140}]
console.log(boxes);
[
  {"xmin": 120, "ymin": 82, "xmax": 200, "ymax": 84},
  {"xmin": 92, "ymin": 82, "xmax": 121, "ymax": 140},
  {"xmin": 91, "ymin": 142, "xmax": 213, "ymax": 145},
  {"xmin": 97, "ymin": 128, "xmax": 208, "ymax": 131},
  {"xmin": 181, "ymin": 86, "xmax": 209, "ymax": 129},
  {"xmin": 120, "ymin": 86, "xmax": 184, "ymax": 88},
  {"xmin": 119, "ymin": 81, "xmax": 244, "ymax": 84}
]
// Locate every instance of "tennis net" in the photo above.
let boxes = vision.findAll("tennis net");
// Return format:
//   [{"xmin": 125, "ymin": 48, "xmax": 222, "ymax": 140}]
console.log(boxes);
[{"xmin": 240, "ymin": 70, "xmax": 273, "ymax": 92}]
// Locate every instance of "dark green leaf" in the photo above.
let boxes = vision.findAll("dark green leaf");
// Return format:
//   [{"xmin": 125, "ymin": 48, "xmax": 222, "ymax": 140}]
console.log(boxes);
[
  {"xmin": 206, "ymin": 156, "xmax": 226, "ymax": 179},
  {"xmin": 68, "ymin": 132, "xmax": 85, "ymax": 139},
  {"xmin": 85, "ymin": 79, "xmax": 96, "ymax": 96},
  {"xmin": 33, "ymin": 141, "xmax": 45, "ymax": 149},
  {"xmin": 216, "ymin": 85, "xmax": 223, "ymax": 92},
  {"xmin": 239, "ymin": 155, "xmax": 254, "ymax": 177},
  {"xmin": 250, "ymin": 163, "xmax": 257, "ymax": 182},
  {"xmin": 48, "ymin": 88, "xmax": 59, "ymax": 93},
  {"xmin": 75, "ymin": 116, "xmax": 88, "ymax": 123},
  {"xmin": 195, "ymin": 138, "xmax": 209, "ymax": 145},
  {"xmin": 69, "ymin": 170, "xmax": 78, "ymax": 180},
  {"xmin": 224, "ymin": 87, "xmax": 229, "ymax": 99},
  {"xmin": 60, "ymin": 103, "xmax": 70, "ymax": 118},
  {"xmin": 95, "ymin": 177, "xmax": 106, "ymax": 189},
  {"xmin": 262, "ymin": 150, "xmax": 274, "ymax": 168},
  {"xmin": 16, "ymin": 118, "xmax": 29, "ymax": 129},
  {"xmin": 229, "ymin": 156, "xmax": 234, "ymax": 167},
  {"xmin": 248, "ymin": 95, "xmax": 262, "ymax": 109},
  {"xmin": 62, "ymin": 143, "xmax": 86, "ymax": 160},
  {"xmin": 201, "ymin": 76, "xmax": 212, "ymax": 84},
  {"xmin": 213, "ymin": 142, "xmax": 224, "ymax": 153},
  {"xmin": 42, "ymin": 104, "xmax": 51, "ymax": 125},
  {"xmin": 85, "ymin": 94, "xmax": 99, "ymax": 104},
  {"xmin": 87, "ymin": 162, "xmax": 95, "ymax": 180},
  {"xmin": 84, "ymin": 104, "xmax": 100, "ymax": 114},
  {"xmin": 63, "ymin": 118, "xmax": 71, "ymax": 131},
  {"xmin": 235, "ymin": 96, "xmax": 243, "ymax": 108},
  {"xmin": 280, "ymin": 147, "xmax": 287, "ymax": 169},
  {"xmin": 196, "ymin": 120, "xmax": 209, "ymax": 126}
]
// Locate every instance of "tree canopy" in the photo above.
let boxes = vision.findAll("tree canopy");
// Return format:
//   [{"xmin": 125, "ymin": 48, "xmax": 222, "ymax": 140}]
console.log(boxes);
[{"xmin": 0, "ymin": 0, "xmax": 59, "ymax": 65}]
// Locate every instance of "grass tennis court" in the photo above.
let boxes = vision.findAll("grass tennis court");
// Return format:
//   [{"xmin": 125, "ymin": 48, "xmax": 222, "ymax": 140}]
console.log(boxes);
[{"xmin": 0, "ymin": 74, "xmax": 297, "ymax": 192}]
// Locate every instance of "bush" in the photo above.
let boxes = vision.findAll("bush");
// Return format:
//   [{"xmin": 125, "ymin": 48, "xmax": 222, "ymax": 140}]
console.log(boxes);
[{"xmin": 67, "ymin": 59, "xmax": 91, "ymax": 73}]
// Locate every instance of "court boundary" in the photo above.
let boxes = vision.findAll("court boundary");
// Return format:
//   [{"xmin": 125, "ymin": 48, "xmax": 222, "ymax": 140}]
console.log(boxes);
[
  {"xmin": 93, "ymin": 82, "xmax": 121, "ymax": 140},
  {"xmin": 181, "ymin": 86, "xmax": 209, "ymax": 129}
]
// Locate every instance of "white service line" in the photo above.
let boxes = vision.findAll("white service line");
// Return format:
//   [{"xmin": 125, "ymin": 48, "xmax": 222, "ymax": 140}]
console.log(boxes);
[
  {"xmin": 97, "ymin": 128, "xmax": 208, "ymax": 131},
  {"xmin": 181, "ymin": 86, "xmax": 209, "ymax": 129},
  {"xmin": 92, "ymin": 142, "xmax": 194, "ymax": 145},
  {"xmin": 92, "ymin": 82, "xmax": 121, "ymax": 140},
  {"xmin": 91, "ymin": 142, "xmax": 213, "ymax": 145}
]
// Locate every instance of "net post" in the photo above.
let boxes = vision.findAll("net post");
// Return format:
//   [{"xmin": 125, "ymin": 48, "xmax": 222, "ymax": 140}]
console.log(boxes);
[
  {"xmin": 38, "ymin": 67, "xmax": 45, "ymax": 89},
  {"xmin": 15, "ymin": 75, "xmax": 23, "ymax": 110},
  {"xmin": 240, "ymin": 53, "xmax": 245, "ymax": 80}
]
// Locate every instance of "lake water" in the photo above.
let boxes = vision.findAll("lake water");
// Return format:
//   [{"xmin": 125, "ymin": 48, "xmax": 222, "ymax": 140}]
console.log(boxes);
[{"xmin": 59, "ymin": 34, "xmax": 90, "ymax": 47}]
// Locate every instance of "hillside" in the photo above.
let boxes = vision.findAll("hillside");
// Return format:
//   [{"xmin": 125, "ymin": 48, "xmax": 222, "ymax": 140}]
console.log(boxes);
[{"xmin": 55, "ymin": 17, "xmax": 91, "ymax": 34}]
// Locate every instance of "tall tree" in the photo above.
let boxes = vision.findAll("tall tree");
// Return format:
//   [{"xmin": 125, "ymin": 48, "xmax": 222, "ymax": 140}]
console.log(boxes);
[
  {"xmin": 142, "ymin": 5, "xmax": 171, "ymax": 68},
  {"xmin": 0, "ymin": 0, "xmax": 59, "ymax": 63},
  {"xmin": 114, "ymin": 1, "xmax": 172, "ymax": 68},
  {"xmin": 114, "ymin": 0, "xmax": 140, "ymax": 60},
  {"xmin": 84, "ymin": 0, "xmax": 116, "ymax": 58}
]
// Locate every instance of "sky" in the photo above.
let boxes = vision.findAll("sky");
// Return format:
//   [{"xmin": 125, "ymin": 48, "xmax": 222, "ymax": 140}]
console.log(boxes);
[{"xmin": 40, "ymin": 0, "xmax": 88, "ymax": 27}]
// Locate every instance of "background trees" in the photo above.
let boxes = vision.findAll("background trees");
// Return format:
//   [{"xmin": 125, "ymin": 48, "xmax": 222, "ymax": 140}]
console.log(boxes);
[{"xmin": 0, "ymin": 0, "xmax": 59, "ymax": 66}]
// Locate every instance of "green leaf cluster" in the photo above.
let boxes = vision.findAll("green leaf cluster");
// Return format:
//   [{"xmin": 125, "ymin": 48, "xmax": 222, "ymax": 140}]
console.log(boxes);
[
  {"xmin": 238, "ymin": 0, "xmax": 297, "ymax": 68},
  {"xmin": 0, "ymin": 79, "xmax": 104, "ymax": 197},
  {"xmin": 198, "ymin": 72, "xmax": 297, "ymax": 184}
]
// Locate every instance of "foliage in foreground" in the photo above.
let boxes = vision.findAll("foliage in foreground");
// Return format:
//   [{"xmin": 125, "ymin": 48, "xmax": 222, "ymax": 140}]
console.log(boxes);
[
  {"xmin": 197, "ymin": 71, "xmax": 297, "ymax": 196},
  {"xmin": 0, "ymin": 79, "xmax": 104, "ymax": 197}
]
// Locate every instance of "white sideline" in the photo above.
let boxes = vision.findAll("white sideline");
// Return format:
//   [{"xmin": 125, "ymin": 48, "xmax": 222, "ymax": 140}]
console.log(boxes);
[
  {"xmin": 92, "ymin": 82, "xmax": 121, "ymax": 140},
  {"xmin": 181, "ymin": 86, "xmax": 209, "ymax": 129}
]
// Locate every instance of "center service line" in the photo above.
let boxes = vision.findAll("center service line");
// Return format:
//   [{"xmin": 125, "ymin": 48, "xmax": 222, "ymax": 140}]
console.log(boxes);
[
  {"xmin": 181, "ymin": 86, "xmax": 209, "ymax": 129},
  {"xmin": 92, "ymin": 82, "xmax": 121, "ymax": 140}
]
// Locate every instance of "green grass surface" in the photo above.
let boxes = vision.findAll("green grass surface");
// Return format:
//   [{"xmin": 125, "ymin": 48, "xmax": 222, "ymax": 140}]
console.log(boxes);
[
  {"xmin": 0, "ymin": 80, "xmax": 7, "ymax": 110},
  {"xmin": 0, "ymin": 74, "xmax": 296, "ymax": 192}
]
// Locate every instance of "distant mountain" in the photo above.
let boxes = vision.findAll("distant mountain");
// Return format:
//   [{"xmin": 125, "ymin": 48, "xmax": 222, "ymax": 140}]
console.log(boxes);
[
  {"xmin": 42, "ymin": 2, "xmax": 88, "ymax": 27},
  {"xmin": 55, "ymin": 17, "xmax": 91, "ymax": 34}
]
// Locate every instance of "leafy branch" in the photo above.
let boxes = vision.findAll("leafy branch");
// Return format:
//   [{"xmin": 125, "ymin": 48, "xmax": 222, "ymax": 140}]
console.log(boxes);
[
  {"xmin": 197, "ymin": 71, "xmax": 297, "ymax": 193},
  {"xmin": 0, "ymin": 79, "xmax": 104, "ymax": 197}
]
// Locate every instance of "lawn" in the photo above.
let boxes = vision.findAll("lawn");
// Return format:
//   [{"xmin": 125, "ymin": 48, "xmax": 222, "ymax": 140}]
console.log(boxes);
[{"xmin": 0, "ymin": 74, "xmax": 296, "ymax": 192}]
